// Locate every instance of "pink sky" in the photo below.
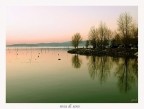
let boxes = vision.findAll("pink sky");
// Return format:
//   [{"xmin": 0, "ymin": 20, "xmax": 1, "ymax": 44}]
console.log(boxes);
[{"xmin": 6, "ymin": 6, "xmax": 138, "ymax": 45}]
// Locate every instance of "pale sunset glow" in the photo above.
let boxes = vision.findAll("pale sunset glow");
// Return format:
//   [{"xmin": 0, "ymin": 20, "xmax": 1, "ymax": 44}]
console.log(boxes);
[{"xmin": 6, "ymin": 6, "xmax": 138, "ymax": 45}]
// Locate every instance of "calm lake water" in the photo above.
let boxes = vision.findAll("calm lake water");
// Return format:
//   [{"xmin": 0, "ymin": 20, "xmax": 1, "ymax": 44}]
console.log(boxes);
[{"xmin": 6, "ymin": 48, "xmax": 138, "ymax": 103}]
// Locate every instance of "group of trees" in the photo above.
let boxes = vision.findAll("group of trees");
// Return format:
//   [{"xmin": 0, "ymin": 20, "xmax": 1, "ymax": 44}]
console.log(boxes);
[
  {"xmin": 88, "ymin": 22, "xmax": 112, "ymax": 49},
  {"xmin": 71, "ymin": 12, "xmax": 138, "ymax": 49},
  {"xmin": 116, "ymin": 13, "xmax": 138, "ymax": 48}
]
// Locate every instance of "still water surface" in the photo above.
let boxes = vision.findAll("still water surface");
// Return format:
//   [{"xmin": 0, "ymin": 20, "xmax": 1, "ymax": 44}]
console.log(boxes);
[{"xmin": 6, "ymin": 48, "xmax": 138, "ymax": 103}]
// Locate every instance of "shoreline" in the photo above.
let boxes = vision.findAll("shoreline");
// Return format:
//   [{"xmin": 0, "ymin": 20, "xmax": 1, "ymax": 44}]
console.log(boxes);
[{"xmin": 67, "ymin": 48, "xmax": 138, "ymax": 58}]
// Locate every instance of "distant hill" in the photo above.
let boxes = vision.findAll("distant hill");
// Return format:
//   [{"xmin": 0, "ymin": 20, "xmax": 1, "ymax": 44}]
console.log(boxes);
[{"xmin": 7, "ymin": 41, "xmax": 87, "ymax": 47}]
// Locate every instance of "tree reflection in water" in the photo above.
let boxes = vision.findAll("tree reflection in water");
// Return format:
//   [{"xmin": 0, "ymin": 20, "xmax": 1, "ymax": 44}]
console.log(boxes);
[
  {"xmin": 114, "ymin": 57, "xmax": 138, "ymax": 93},
  {"xmin": 71, "ymin": 54, "xmax": 138, "ymax": 93},
  {"xmin": 71, "ymin": 54, "xmax": 82, "ymax": 69},
  {"xmin": 88, "ymin": 56, "xmax": 111, "ymax": 83},
  {"xmin": 88, "ymin": 56, "xmax": 137, "ymax": 91},
  {"xmin": 88, "ymin": 56, "xmax": 98, "ymax": 80}
]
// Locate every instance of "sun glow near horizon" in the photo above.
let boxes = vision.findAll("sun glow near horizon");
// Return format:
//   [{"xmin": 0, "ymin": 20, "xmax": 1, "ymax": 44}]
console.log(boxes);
[{"xmin": 6, "ymin": 6, "xmax": 138, "ymax": 45}]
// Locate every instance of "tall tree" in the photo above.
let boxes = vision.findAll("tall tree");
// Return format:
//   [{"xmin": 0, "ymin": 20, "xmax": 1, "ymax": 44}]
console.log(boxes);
[
  {"xmin": 117, "ymin": 12, "xmax": 133, "ymax": 48},
  {"xmin": 98, "ymin": 22, "xmax": 109, "ymax": 49},
  {"xmin": 131, "ymin": 23, "xmax": 138, "ymax": 47},
  {"xmin": 88, "ymin": 26, "xmax": 99, "ymax": 49},
  {"xmin": 72, "ymin": 33, "xmax": 82, "ymax": 49}
]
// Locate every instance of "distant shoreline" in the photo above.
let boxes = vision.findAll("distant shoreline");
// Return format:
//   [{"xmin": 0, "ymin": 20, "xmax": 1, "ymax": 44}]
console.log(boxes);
[
  {"xmin": 6, "ymin": 46, "xmax": 73, "ymax": 49},
  {"xmin": 6, "ymin": 41, "xmax": 86, "ymax": 48}
]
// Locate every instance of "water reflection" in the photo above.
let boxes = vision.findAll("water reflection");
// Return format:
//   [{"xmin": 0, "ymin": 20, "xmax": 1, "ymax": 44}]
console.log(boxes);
[
  {"xmin": 71, "ymin": 54, "xmax": 82, "ymax": 69},
  {"xmin": 7, "ymin": 48, "xmax": 138, "ymax": 102},
  {"xmin": 88, "ymin": 56, "xmax": 111, "ymax": 83},
  {"xmin": 114, "ymin": 57, "xmax": 138, "ymax": 93},
  {"xmin": 71, "ymin": 55, "xmax": 138, "ymax": 92},
  {"xmin": 88, "ymin": 56, "xmax": 98, "ymax": 80}
]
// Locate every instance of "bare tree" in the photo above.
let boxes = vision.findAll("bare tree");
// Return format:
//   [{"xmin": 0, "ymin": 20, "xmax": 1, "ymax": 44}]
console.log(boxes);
[
  {"xmin": 98, "ymin": 22, "xmax": 109, "ymax": 49},
  {"xmin": 72, "ymin": 33, "xmax": 82, "ymax": 49},
  {"xmin": 131, "ymin": 23, "xmax": 138, "ymax": 47},
  {"xmin": 111, "ymin": 31, "xmax": 122, "ymax": 47},
  {"xmin": 117, "ymin": 12, "xmax": 133, "ymax": 48},
  {"xmin": 88, "ymin": 26, "xmax": 99, "ymax": 49}
]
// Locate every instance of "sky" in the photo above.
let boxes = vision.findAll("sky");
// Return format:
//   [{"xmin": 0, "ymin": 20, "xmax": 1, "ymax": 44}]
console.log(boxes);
[{"xmin": 6, "ymin": 6, "xmax": 138, "ymax": 45}]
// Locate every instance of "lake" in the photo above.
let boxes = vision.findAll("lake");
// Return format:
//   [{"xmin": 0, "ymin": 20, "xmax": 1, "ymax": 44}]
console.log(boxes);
[{"xmin": 6, "ymin": 48, "xmax": 138, "ymax": 103}]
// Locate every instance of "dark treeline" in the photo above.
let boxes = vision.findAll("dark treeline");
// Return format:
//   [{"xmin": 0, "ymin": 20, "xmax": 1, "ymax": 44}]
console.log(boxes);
[{"xmin": 71, "ymin": 12, "xmax": 138, "ymax": 50}]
